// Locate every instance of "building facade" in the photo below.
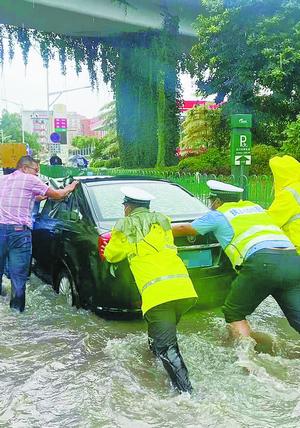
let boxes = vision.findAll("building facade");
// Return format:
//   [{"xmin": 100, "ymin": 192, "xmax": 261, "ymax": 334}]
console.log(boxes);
[{"xmin": 23, "ymin": 110, "xmax": 49, "ymax": 151}]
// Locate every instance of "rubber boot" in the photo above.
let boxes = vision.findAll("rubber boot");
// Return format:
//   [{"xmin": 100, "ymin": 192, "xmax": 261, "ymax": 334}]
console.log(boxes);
[
  {"xmin": 10, "ymin": 292, "xmax": 25, "ymax": 313},
  {"xmin": 159, "ymin": 344, "xmax": 193, "ymax": 394}
]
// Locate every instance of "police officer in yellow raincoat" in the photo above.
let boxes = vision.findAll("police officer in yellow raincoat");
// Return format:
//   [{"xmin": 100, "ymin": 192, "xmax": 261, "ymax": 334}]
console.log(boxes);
[
  {"xmin": 266, "ymin": 155, "xmax": 300, "ymax": 254},
  {"xmin": 104, "ymin": 186, "xmax": 197, "ymax": 394},
  {"xmin": 172, "ymin": 180, "xmax": 300, "ymax": 340}
]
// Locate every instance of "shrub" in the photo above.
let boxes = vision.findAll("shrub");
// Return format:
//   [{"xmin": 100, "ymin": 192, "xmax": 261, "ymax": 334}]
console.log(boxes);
[
  {"xmin": 90, "ymin": 160, "xmax": 106, "ymax": 168},
  {"xmin": 249, "ymin": 145, "xmax": 281, "ymax": 175},
  {"xmin": 177, "ymin": 148, "xmax": 230, "ymax": 175},
  {"xmin": 105, "ymin": 158, "xmax": 120, "ymax": 168}
]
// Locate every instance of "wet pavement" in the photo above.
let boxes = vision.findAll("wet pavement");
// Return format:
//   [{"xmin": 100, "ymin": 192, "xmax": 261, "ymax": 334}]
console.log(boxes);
[{"xmin": 1, "ymin": 274, "xmax": 300, "ymax": 428}]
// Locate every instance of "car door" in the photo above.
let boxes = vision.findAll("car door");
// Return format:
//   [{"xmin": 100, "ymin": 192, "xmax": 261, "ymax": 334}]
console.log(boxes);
[
  {"xmin": 32, "ymin": 198, "xmax": 67, "ymax": 284},
  {"xmin": 56, "ymin": 188, "xmax": 102, "ymax": 309}
]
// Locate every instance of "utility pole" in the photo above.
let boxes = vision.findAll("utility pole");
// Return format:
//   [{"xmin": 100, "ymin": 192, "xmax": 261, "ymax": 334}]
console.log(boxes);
[{"xmin": 46, "ymin": 80, "xmax": 91, "ymax": 152}]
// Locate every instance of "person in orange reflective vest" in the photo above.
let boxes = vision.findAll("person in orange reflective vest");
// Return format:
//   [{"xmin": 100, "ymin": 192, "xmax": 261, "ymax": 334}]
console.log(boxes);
[
  {"xmin": 172, "ymin": 180, "xmax": 300, "ymax": 340},
  {"xmin": 104, "ymin": 186, "xmax": 197, "ymax": 394}
]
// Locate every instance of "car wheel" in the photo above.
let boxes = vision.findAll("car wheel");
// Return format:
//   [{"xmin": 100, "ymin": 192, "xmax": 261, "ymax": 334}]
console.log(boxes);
[{"xmin": 55, "ymin": 269, "xmax": 79, "ymax": 307}]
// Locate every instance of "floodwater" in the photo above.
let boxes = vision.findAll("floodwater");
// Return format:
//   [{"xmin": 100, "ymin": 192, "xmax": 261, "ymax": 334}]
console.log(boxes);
[{"xmin": 1, "ymin": 275, "xmax": 300, "ymax": 428}]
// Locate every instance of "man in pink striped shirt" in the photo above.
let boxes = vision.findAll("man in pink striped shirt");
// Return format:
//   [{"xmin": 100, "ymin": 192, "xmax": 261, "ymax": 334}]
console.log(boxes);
[{"xmin": 0, "ymin": 156, "xmax": 78, "ymax": 312}]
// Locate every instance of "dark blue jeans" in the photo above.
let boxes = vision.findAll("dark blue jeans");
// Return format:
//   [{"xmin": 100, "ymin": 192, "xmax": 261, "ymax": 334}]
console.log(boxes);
[
  {"xmin": 0, "ymin": 225, "xmax": 32, "ymax": 312},
  {"xmin": 222, "ymin": 249, "xmax": 300, "ymax": 333}
]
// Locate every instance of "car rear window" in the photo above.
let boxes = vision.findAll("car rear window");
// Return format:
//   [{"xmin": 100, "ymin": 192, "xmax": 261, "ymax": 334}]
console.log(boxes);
[{"xmin": 86, "ymin": 181, "xmax": 209, "ymax": 221}]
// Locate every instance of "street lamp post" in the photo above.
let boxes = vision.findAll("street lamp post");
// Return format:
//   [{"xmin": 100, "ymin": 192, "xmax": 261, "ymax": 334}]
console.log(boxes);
[
  {"xmin": 46, "ymin": 80, "xmax": 91, "ymax": 153},
  {"xmin": 2, "ymin": 99, "xmax": 25, "ymax": 144}
]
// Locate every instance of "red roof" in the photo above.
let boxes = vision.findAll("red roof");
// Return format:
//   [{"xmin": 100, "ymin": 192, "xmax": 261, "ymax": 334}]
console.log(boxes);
[
  {"xmin": 180, "ymin": 100, "xmax": 214, "ymax": 112},
  {"xmin": 180, "ymin": 100, "xmax": 227, "ymax": 112}
]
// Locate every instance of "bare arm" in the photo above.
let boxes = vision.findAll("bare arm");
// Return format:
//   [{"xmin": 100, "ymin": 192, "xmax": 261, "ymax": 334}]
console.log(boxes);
[
  {"xmin": 45, "ymin": 180, "xmax": 79, "ymax": 200},
  {"xmin": 171, "ymin": 222, "xmax": 199, "ymax": 237},
  {"xmin": 36, "ymin": 194, "xmax": 48, "ymax": 202}
]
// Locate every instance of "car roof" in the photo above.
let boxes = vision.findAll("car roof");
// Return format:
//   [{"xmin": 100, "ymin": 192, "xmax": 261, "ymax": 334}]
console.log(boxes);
[{"xmin": 49, "ymin": 175, "xmax": 187, "ymax": 188}]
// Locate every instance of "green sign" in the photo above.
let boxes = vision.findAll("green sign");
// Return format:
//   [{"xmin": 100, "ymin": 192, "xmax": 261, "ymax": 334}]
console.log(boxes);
[
  {"xmin": 231, "ymin": 131, "xmax": 252, "ymax": 165},
  {"xmin": 231, "ymin": 114, "xmax": 252, "ymax": 129}
]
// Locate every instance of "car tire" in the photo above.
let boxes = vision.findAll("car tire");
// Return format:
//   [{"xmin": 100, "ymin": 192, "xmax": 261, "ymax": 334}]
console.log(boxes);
[{"xmin": 55, "ymin": 269, "xmax": 80, "ymax": 308}]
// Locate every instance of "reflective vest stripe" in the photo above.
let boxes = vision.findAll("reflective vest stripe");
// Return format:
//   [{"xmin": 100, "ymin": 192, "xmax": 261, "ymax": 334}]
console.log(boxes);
[
  {"xmin": 142, "ymin": 274, "xmax": 189, "ymax": 292},
  {"xmin": 229, "ymin": 225, "xmax": 282, "ymax": 248},
  {"xmin": 219, "ymin": 201, "xmax": 291, "ymax": 267},
  {"xmin": 226, "ymin": 233, "xmax": 291, "ymax": 263},
  {"xmin": 285, "ymin": 213, "xmax": 300, "ymax": 226},
  {"xmin": 285, "ymin": 187, "xmax": 300, "ymax": 205},
  {"xmin": 282, "ymin": 187, "xmax": 300, "ymax": 227}
]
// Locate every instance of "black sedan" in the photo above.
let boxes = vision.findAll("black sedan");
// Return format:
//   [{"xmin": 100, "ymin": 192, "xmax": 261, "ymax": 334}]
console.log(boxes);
[{"xmin": 32, "ymin": 176, "xmax": 235, "ymax": 318}]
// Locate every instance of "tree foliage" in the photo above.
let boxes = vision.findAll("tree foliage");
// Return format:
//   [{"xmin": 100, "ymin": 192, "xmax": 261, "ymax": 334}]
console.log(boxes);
[
  {"xmin": 0, "ymin": 8, "xmax": 182, "ymax": 168},
  {"xmin": 98, "ymin": 101, "xmax": 117, "ymax": 133},
  {"xmin": 282, "ymin": 113, "xmax": 300, "ymax": 160},
  {"xmin": 180, "ymin": 103, "xmax": 230, "ymax": 154},
  {"xmin": 71, "ymin": 135, "xmax": 100, "ymax": 150},
  {"xmin": 180, "ymin": 104, "xmax": 213, "ymax": 152},
  {"xmin": 249, "ymin": 144, "xmax": 280, "ymax": 175},
  {"xmin": 0, "ymin": 109, "xmax": 41, "ymax": 153},
  {"xmin": 91, "ymin": 132, "xmax": 120, "ymax": 160},
  {"xmin": 188, "ymin": 0, "xmax": 300, "ymax": 128}
]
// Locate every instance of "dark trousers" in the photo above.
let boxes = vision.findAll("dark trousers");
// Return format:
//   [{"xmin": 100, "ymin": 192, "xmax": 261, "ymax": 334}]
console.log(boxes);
[
  {"xmin": 0, "ymin": 225, "xmax": 32, "ymax": 312},
  {"xmin": 222, "ymin": 249, "xmax": 300, "ymax": 332},
  {"xmin": 144, "ymin": 298, "xmax": 195, "ymax": 393}
]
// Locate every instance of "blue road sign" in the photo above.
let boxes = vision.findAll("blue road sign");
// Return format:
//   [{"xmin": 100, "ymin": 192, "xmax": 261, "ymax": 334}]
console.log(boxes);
[{"xmin": 50, "ymin": 132, "xmax": 61, "ymax": 143}]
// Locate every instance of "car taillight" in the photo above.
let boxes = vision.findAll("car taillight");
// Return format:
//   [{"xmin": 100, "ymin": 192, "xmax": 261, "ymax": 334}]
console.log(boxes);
[{"xmin": 98, "ymin": 232, "xmax": 112, "ymax": 260}]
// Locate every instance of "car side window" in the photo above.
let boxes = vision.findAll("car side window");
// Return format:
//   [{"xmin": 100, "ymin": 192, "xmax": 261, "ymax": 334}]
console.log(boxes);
[
  {"xmin": 37, "ymin": 198, "xmax": 47, "ymax": 213},
  {"xmin": 40, "ymin": 198, "xmax": 57, "ymax": 217},
  {"xmin": 40, "ymin": 197, "xmax": 70, "ymax": 220},
  {"xmin": 49, "ymin": 201, "xmax": 67, "ymax": 219},
  {"xmin": 69, "ymin": 194, "xmax": 83, "ymax": 221}
]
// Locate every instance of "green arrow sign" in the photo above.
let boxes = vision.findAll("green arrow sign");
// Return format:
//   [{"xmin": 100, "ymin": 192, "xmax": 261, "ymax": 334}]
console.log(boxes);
[{"xmin": 235, "ymin": 155, "xmax": 251, "ymax": 165}]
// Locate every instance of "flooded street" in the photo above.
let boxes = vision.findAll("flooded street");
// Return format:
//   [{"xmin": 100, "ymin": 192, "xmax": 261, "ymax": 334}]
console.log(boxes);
[{"xmin": 1, "ymin": 274, "xmax": 300, "ymax": 428}]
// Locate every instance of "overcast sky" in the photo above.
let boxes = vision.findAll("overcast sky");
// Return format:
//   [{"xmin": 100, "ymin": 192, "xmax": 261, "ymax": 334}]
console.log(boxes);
[{"xmin": 0, "ymin": 40, "xmax": 201, "ymax": 119}]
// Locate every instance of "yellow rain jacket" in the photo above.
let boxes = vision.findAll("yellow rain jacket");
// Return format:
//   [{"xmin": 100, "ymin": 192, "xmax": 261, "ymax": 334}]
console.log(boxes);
[
  {"xmin": 104, "ymin": 207, "xmax": 197, "ymax": 315},
  {"xmin": 266, "ymin": 155, "xmax": 300, "ymax": 254}
]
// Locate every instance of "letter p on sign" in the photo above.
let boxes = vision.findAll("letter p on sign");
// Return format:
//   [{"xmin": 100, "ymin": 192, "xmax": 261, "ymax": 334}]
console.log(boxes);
[{"xmin": 240, "ymin": 135, "xmax": 247, "ymax": 147}]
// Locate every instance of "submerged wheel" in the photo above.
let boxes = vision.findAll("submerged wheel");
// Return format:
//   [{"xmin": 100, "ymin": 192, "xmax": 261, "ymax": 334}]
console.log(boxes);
[{"xmin": 55, "ymin": 269, "xmax": 79, "ymax": 307}]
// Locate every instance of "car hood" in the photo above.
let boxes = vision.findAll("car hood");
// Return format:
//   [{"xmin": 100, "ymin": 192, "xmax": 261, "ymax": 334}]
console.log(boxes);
[{"xmin": 96, "ymin": 212, "xmax": 208, "ymax": 235}]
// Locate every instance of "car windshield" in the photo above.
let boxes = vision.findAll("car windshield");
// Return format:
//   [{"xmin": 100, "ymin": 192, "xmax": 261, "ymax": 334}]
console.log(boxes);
[{"xmin": 86, "ymin": 180, "xmax": 209, "ymax": 221}]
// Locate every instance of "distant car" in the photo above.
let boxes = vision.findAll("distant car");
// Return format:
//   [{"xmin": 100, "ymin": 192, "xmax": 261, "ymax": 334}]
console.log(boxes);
[
  {"xmin": 67, "ymin": 155, "xmax": 88, "ymax": 168},
  {"xmin": 32, "ymin": 176, "xmax": 235, "ymax": 318}
]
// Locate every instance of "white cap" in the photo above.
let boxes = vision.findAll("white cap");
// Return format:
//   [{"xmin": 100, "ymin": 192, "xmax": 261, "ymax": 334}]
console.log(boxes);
[
  {"xmin": 120, "ymin": 186, "xmax": 156, "ymax": 206},
  {"xmin": 207, "ymin": 180, "xmax": 244, "ymax": 201}
]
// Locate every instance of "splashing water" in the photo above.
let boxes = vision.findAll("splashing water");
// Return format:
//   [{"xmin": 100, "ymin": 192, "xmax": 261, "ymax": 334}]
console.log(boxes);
[{"xmin": 0, "ymin": 275, "xmax": 299, "ymax": 428}]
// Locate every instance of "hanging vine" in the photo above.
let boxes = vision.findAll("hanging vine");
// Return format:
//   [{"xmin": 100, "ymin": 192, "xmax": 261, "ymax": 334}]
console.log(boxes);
[
  {"xmin": 0, "ymin": 7, "xmax": 183, "ymax": 168},
  {"xmin": 0, "ymin": 25, "xmax": 4, "ymax": 69}
]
